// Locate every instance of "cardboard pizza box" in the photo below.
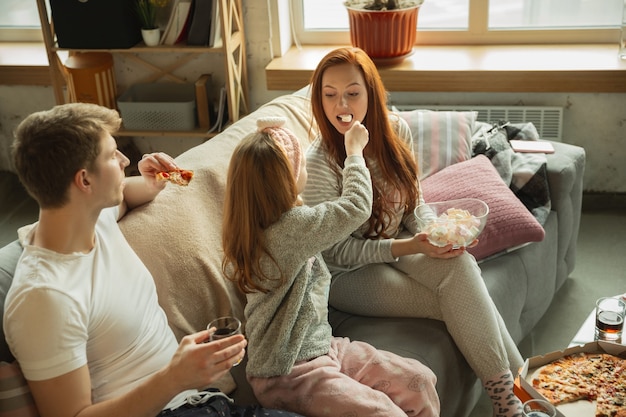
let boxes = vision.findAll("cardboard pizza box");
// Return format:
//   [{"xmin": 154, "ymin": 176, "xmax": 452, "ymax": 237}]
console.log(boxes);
[{"xmin": 516, "ymin": 341, "xmax": 626, "ymax": 417}]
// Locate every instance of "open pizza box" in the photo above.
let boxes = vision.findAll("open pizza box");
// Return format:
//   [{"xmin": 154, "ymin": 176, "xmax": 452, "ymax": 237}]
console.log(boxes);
[{"xmin": 514, "ymin": 341, "xmax": 626, "ymax": 417}]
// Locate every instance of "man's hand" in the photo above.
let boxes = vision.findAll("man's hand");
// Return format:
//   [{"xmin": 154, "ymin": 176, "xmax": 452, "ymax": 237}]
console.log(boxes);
[
  {"xmin": 120, "ymin": 152, "xmax": 179, "ymax": 215},
  {"xmin": 166, "ymin": 330, "xmax": 247, "ymax": 392},
  {"xmin": 138, "ymin": 152, "xmax": 179, "ymax": 189}
]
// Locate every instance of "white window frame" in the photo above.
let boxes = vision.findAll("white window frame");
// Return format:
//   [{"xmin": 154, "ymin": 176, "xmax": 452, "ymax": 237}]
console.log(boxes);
[{"xmin": 292, "ymin": 0, "xmax": 621, "ymax": 45}]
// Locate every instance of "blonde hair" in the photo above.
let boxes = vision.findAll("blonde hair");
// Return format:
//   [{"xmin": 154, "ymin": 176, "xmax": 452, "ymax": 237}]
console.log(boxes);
[{"xmin": 222, "ymin": 130, "xmax": 298, "ymax": 293}]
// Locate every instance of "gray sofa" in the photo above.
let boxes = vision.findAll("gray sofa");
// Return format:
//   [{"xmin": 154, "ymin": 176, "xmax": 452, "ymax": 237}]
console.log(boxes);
[{"xmin": 0, "ymin": 92, "xmax": 585, "ymax": 417}]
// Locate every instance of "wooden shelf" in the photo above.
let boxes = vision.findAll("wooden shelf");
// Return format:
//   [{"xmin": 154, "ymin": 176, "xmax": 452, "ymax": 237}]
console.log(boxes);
[
  {"xmin": 51, "ymin": 44, "xmax": 224, "ymax": 54},
  {"xmin": 36, "ymin": 0, "xmax": 248, "ymax": 138}
]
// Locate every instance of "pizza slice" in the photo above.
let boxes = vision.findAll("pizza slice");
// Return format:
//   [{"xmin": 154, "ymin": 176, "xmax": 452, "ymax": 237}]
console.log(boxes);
[
  {"xmin": 596, "ymin": 359, "xmax": 626, "ymax": 417},
  {"xmin": 532, "ymin": 353, "xmax": 626, "ymax": 417},
  {"xmin": 532, "ymin": 353, "xmax": 596, "ymax": 405},
  {"xmin": 156, "ymin": 169, "xmax": 194, "ymax": 186}
]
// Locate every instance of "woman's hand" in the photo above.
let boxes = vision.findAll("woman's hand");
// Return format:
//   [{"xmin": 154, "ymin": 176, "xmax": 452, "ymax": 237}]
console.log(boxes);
[
  {"xmin": 165, "ymin": 330, "xmax": 247, "ymax": 392},
  {"xmin": 344, "ymin": 121, "xmax": 369, "ymax": 156},
  {"xmin": 391, "ymin": 233, "xmax": 470, "ymax": 259}
]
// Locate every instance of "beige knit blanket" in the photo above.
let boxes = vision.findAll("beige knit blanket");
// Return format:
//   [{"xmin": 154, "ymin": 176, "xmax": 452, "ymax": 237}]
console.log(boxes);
[{"xmin": 119, "ymin": 93, "xmax": 315, "ymax": 393}]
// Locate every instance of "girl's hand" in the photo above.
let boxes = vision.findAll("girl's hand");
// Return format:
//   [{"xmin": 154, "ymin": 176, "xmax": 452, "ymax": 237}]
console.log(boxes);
[{"xmin": 344, "ymin": 121, "xmax": 369, "ymax": 156}]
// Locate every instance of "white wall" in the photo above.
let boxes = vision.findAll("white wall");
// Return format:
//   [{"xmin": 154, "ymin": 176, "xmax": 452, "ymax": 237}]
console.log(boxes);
[{"xmin": 1, "ymin": 0, "xmax": 625, "ymax": 194}]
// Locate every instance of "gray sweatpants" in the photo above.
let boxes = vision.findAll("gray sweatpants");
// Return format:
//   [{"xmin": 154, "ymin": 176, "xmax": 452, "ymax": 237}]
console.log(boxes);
[{"xmin": 328, "ymin": 250, "xmax": 524, "ymax": 381}]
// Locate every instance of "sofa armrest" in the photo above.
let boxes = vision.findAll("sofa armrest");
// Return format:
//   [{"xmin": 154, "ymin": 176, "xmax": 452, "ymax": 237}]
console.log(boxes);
[
  {"xmin": 0, "ymin": 240, "xmax": 23, "ymax": 363},
  {"xmin": 544, "ymin": 141, "xmax": 586, "ymax": 284}
]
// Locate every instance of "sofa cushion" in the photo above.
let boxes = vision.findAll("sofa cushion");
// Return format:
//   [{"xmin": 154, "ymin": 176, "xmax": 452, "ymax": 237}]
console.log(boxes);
[
  {"xmin": 118, "ymin": 94, "xmax": 315, "ymax": 341},
  {"xmin": 0, "ymin": 361, "xmax": 38, "ymax": 417},
  {"xmin": 0, "ymin": 240, "xmax": 22, "ymax": 363},
  {"xmin": 397, "ymin": 109, "xmax": 477, "ymax": 180},
  {"xmin": 421, "ymin": 155, "xmax": 545, "ymax": 260}
]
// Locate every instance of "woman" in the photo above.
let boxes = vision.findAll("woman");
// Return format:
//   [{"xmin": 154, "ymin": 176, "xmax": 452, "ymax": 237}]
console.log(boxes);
[{"xmin": 302, "ymin": 47, "xmax": 524, "ymax": 417}]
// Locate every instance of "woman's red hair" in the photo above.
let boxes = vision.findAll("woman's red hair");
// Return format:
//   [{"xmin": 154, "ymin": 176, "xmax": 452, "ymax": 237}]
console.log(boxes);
[{"xmin": 310, "ymin": 47, "xmax": 419, "ymax": 238}]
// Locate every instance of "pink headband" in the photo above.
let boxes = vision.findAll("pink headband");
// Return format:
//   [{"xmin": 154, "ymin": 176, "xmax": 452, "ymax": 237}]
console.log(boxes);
[{"xmin": 257, "ymin": 117, "xmax": 302, "ymax": 181}]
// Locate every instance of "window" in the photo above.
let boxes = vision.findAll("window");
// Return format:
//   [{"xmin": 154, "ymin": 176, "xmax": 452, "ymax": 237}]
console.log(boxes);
[
  {"xmin": 295, "ymin": 0, "xmax": 623, "ymax": 45},
  {"xmin": 0, "ymin": 0, "xmax": 47, "ymax": 42}
]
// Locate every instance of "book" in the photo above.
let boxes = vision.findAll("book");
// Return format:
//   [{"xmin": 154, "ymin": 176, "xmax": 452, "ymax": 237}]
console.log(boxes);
[
  {"xmin": 186, "ymin": 0, "xmax": 213, "ymax": 46},
  {"xmin": 208, "ymin": 0, "xmax": 222, "ymax": 48},
  {"xmin": 160, "ymin": 0, "xmax": 193, "ymax": 45},
  {"xmin": 195, "ymin": 74, "xmax": 213, "ymax": 129},
  {"xmin": 174, "ymin": 4, "xmax": 193, "ymax": 45},
  {"xmin": 509, "ymin": 139, "xmax": 555, "ymax": 154},
  {"xmin": 208, "ymin": 85, "xmax": 227, "ymax": 133}
]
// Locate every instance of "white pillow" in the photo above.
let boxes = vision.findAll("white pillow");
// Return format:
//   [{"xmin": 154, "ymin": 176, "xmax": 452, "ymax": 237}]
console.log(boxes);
[{"xmin": 397, "ymin": 109, "xmax": 477, "ymax": 179}]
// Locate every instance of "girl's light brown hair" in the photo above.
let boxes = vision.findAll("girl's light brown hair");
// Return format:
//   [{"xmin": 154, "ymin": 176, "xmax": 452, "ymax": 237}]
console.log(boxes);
[
  {"xmin": 222, "ymin": 131, "xmax": 298, "ymax": 294},
  {"xmin": 310, "ymin": 47, "xmax": 419, "ymax": 238}
]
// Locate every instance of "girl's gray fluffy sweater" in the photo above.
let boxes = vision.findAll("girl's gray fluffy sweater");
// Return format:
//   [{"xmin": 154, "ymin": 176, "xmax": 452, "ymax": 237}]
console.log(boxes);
[{"xmin": 244, "ymin": 155, "xmax": 372, "ymax": 378}]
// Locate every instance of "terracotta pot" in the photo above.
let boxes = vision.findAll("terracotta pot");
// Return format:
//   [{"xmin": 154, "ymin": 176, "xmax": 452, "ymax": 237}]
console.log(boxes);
[{"xmin": 346, "ymin": 4, "xmax": 420, "ymax": 64}]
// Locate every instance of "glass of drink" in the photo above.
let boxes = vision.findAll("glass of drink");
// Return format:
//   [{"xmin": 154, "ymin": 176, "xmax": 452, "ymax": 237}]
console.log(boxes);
[
  {"xmin": 595, "ymin": 297, "xmax": 625, "ymax": 342},
  {"xmin": 522, "ymin": 399, "xmax": 557, "ymax": 417},
  {"xmin": 207, "ymin": 316, "xmax": 243, "ymax": 366},
  {"xmin": 208, "ymin": 316, "xmax": 242, "ymax": 341}
]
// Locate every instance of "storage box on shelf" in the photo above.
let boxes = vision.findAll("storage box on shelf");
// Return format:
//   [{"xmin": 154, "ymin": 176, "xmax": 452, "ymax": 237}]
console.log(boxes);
[
  {"xmin": 117, "ymin": 83, "xmax": 197, "ymax": 131},
  {"xmin": 35, "ymin": 0, "xmax": 248, "ymax": 139}
]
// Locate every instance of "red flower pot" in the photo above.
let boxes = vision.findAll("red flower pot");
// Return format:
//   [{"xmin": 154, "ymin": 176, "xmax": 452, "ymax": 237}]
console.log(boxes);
[{"xmin": 346, "ymin": 4, "xmax": 420, "ymax": 64}]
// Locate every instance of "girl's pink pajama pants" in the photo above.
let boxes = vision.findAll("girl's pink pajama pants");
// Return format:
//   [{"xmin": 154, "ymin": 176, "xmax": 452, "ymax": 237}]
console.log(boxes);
[{"xmin": 248, "ymin": 336, "xmax": 440, "ymax": 417}]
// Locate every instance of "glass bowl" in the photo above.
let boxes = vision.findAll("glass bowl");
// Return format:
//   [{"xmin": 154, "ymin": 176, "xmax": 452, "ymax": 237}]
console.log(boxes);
[{"xmin": 415, "ymin": 198, "xmax": 489, "ymax": 248}]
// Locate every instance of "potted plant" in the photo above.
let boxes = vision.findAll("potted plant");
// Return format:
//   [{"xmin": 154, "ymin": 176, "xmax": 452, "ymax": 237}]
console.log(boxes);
[
  {"xmin": 344, "ymin": 0, "xmax": 424, "ymax": 65},
  {"xmin": 135, "ymin": 0, "xmax": 169, "ymax": 46}
]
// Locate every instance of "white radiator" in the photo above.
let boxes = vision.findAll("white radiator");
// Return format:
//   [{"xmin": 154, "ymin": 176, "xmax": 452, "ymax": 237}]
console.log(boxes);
[{"xmin": 393, "ymin": 105, "xmax": 564, "ymax": 141}]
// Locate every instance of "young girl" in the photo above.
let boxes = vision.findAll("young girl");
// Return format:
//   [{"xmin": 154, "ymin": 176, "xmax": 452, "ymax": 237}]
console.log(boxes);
[
  {"xmin": 222, "ymin": 117, "xmax": 440, "ymax": 417},
  {"xmin": 301, "ymin": 47, "xmax": 525, "ymax": 417}
]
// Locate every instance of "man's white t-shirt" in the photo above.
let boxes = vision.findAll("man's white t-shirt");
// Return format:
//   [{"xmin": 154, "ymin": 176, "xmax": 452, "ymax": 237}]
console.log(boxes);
[{"xmin": 4, "ymin": 207, "xmax": 192, "ymax": 408}]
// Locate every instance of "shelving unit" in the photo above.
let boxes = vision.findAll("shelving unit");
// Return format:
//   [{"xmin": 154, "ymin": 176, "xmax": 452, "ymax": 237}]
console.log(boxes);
[{"xmin": 35, "ymin": 0, "xmax": 249, "ymax": 139}]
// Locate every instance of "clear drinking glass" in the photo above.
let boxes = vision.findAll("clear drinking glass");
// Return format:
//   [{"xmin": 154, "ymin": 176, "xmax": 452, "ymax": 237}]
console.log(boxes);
[
  {"xmin": 595, "ymin": 297, "xmax": 625, "ymax": 342},
  {"xmin": 207, "ymin": 316, "xmax": 243, "ymax": 366},
  {"xmin": 522, "ymin": 399, "xmax": 557, "ymax": 417},
  {"xmin": 208, "ymin": 316, "xmax": 242, "ymax": 341}
]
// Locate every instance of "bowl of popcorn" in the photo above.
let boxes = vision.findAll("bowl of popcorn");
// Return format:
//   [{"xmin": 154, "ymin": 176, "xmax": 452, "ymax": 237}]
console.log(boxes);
[{"xmin": 415, "ymin": 198, "xmax": 489, "ymax": 248}]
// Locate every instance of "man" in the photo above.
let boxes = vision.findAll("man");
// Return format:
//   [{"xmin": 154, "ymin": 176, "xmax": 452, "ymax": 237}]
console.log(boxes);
[{"xmin": 4, "ymin": 103, "xmax": 300, "ymax": 417}]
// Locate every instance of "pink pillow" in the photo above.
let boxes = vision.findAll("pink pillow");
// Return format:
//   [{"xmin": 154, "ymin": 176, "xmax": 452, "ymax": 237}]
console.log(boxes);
[{"xmin": 420, "ymin": 155, "xmax": 545, "ymax": 260}]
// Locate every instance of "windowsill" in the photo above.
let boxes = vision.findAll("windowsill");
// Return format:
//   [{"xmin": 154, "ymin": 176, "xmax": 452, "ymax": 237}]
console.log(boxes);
[
  {"xmin": 3, "ymin": 42, "xmax": 626, "ymax": 93},
  {"xmin": 266, "ymin": 44, "xmax": 626, "ymax": 93},
  {"xmin": 0, "ymin": 42, "xmax": 51, "ymax": 86}
]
